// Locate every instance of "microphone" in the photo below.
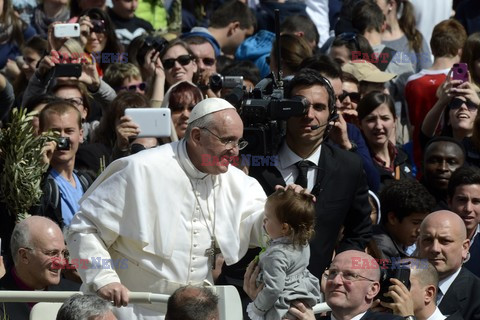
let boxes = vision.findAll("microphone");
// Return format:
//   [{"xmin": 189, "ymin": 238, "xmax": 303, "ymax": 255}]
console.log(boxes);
[{"xmin": 309, "ymin": 122, "xmax": 329, "ymax": 130}]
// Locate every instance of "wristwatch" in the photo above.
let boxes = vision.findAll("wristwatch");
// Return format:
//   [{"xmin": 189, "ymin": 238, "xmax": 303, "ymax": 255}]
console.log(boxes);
[
  {"xmin": 347, "ymin": 140, "xmax": 358, "ymax": 152},
  {"xmin": 404, "ymin": 316, "xmax": 416, "ymax": 320}
]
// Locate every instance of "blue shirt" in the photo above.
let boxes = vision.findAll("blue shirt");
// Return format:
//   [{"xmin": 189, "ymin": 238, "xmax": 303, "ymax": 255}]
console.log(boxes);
[{"xmin": 50, "ymin": 169, "xmax": 84, "ymax": 226}]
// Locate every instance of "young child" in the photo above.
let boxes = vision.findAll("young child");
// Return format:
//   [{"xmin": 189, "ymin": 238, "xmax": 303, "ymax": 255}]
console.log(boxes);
[{"xmin": 247, "ymin": 189, "xmax": 321, "ymax": 320}]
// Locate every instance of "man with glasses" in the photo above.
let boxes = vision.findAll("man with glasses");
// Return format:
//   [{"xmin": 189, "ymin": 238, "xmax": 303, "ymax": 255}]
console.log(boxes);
[
  {"xmin": 0, "ymin": 216, "xmax": 79, "ymax": 319},
  {"xmin": 66, "ymin": 98, "xmax": 272, "ymax": 319},
  {"xmin": 184, "ymin": 36, "xmax": 218, "ymax": 97},
  {"xmin": 287, "ymin": 250, "xmax": 403, "ymax": 319}
]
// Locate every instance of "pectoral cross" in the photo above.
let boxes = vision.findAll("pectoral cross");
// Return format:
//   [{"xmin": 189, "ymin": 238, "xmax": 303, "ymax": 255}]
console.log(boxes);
[{"xmin": 205, "ymin": 237, "xmax": 221, "ymax": 269}]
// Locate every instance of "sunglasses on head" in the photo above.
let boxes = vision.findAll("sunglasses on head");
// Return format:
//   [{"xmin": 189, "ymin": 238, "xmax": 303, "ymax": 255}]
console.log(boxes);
[
  {"xmin": 337, "ymin": 32, "xmax": 360, "ymax": 51},
  {"xmin": 449, "ymin": 97, "xmax": 478, "ymax": 111},
  {"xmin": 339, "ymin": 91, "xmax": 361, "ymax": 104},
  {"xmin": 120, "ymin": 82, "xmax": 147, "ymax": 92},
  {"xmin": 91, "ymin": 19, "xmax": 105, "ymax": 33},
  {"xmin": 162, "ymin": 55, "xmax": 193, "ymax": 69},
  {"xmin": 197, "ymin": 57, "xmax": 216, "ymax": 67}
]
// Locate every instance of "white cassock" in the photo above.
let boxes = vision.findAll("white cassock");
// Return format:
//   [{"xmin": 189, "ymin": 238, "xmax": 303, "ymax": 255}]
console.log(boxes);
[{"xmin": 65, "ymin": 140, "xmax": 266, "ymax": 319}]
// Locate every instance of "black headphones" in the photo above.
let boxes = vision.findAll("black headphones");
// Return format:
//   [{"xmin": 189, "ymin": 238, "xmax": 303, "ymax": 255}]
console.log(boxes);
[{"xmin": 319, "ymin": 75, "xmax": 339, "ymax": 123}]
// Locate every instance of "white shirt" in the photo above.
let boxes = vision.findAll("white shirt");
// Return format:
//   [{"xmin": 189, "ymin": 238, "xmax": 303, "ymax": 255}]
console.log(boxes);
[
  {"xmin": 331, "ymin": 311, "xmax": 367, "ymax": 320},
  {"xmin": 276, "ymin": 141, "xmax": 321, "ymax": 191},
  {"xmin": 427, "ymin": 307, "xmax": 447, "ymax": 320},
  {"xmin": 438, "ymin": 267, "xmax": 462, "ymax": 304},
  {"xmin": 66, "ymin": 140, "xmax": 266, "ymax": 319}
]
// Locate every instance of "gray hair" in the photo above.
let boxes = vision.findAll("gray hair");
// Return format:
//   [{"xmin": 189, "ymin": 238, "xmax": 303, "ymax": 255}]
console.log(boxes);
[
  {"xmin": 56, "ymin": 294, "xmax": 113, "ymax": 320},
  {"xmin": 10, "ymin": 220, "xmax": 32, "ymax": 264},
  {"xmin": 184, "ymin": 113, "xmax": 216, "ymax": 142},
  {"xmin": 165, "ymin": 286, "xmax": 219, "ymax": 320}
]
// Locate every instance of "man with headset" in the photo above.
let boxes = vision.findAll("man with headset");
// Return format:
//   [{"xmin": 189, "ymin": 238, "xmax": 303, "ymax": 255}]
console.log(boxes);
[{"xmin": 247, "ymin": 68, "xmax": 373, "ymax": 281}]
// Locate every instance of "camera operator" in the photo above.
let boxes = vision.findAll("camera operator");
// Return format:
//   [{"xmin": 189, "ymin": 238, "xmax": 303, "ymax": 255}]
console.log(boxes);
[
  {"xmin": 31, "ymin": 100, "xmax": 92, "ymax": 229},
  {"xmin": 379, "ymin": 258, "xmax": 462, "ymax": 320}
]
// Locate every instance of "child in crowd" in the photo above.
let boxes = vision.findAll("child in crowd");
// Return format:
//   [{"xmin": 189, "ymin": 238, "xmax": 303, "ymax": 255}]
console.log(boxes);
[{"xmin": 247, "ymin": 189, "xmax": 321, "ymax": 320}]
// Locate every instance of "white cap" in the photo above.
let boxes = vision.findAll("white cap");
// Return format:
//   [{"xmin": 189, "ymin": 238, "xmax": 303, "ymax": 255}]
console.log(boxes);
[{"xmin": 188, "ymin": 98, "xmax": 236, "ymax": 124}]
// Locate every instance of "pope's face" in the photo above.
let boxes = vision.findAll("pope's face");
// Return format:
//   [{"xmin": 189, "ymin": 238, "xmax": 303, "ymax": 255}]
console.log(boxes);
[{"xmin": 196, "ymin": 109, "xmax": 244, "ymax": 175}]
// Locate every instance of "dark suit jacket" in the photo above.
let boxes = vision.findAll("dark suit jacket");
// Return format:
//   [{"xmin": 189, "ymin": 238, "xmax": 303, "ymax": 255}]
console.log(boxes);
[
  {"xmin": 250, "ymin": 142, "xmax": 373, "ymax": 279},
  {"xmin": 439, "ymin": 267, "xmax": 480, "ymax": 320},
  {"xmin": 372, "ymin": 224, "xmax": 408, "ymax": 259},
  {"xmin": 318, "ymin": 310, "xmax": 404, "ymax": 320}
]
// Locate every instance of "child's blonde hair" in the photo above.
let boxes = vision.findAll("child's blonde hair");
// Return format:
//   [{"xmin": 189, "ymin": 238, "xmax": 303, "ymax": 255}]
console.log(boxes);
[{"xmin": 266, "ymin": 189, "xmax": 315, "ymax": 246}]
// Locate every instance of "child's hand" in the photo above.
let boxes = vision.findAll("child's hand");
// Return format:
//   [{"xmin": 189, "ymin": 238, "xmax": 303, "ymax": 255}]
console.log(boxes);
[{"xmin": 243, "ymin": 260, "xmax": 263, "ymax": 300}]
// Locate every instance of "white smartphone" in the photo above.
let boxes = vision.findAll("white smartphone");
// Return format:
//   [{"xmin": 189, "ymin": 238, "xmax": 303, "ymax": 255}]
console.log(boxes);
[
  {"xmin": 54, "ymin": 23, "xmax": 80, "ymax": 38},
  {"xmin": 125, "ymin": 108, "xmax": 171, "ymax": 138}
]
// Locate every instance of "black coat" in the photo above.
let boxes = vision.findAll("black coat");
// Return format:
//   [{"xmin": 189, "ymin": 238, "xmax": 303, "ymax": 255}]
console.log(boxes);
[{"xmin": 250, "ymin": 142, "xmax": 373, "ymax": 279}]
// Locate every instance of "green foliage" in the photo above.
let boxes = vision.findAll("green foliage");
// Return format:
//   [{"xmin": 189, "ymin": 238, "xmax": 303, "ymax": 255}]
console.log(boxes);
[{"xmin": 0, "ymin": 108, "xmax": 52, "ymax": 222}]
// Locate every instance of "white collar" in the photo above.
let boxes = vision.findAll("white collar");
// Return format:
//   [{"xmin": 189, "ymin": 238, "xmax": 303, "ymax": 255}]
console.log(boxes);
[
  {"xmin": 438, "ymin": 267, "xmax": 462, "ymax": 302},
  {"xmin": 178, "ymin": 139, "xmax": 210, "ymax": 180},
  {"xmin": 278, "ymin": 141, "xmax": 321, "ymax": 170},
  {"xmin": 426, "ymin": 307, "xmax": 446, "ymax": 320},
  {"xmin": 331, "ymin": 311, "xmax": 367, "ymax": 320}
]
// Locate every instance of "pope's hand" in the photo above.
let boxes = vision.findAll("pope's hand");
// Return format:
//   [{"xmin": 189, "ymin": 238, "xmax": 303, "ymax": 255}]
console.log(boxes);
[{"xmin": 97, "ymin": 282, "xmax": 130, "ymax": 307}]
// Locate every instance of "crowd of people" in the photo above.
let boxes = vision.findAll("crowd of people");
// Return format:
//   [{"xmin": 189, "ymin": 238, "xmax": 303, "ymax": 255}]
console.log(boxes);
[{"xmin": 1, "ymin": 0, "xmax": 480, "ymax": 319}]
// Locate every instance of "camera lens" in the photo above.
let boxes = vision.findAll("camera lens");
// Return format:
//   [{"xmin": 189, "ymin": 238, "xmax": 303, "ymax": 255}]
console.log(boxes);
[{"xmin": 74, "ymin": 25, "xmax": 78, "ymax": 30}]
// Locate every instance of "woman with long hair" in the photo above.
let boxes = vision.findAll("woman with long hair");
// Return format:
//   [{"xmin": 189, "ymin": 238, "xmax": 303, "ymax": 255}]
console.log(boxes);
[
  {"xmin": 357, "ymin": 91, "xmax": 413, "ymax": 188},
  {"xmin": 0, "ymin": 0, "xmax": 36, "ymax": 70},
  {"xmin": 375, "ymin": 0, "xmax": 432, "ymax": 72},
  {"xmin": 460, "ymin": 32, "xmax": 480, "ymax": 91},
  {"xmin": 78, "ymin": 8, "xmax": 122, "ymax": 77},
  {"xmin": 160, "ymin": 39, "xmax": 198, "ymax": 89}
]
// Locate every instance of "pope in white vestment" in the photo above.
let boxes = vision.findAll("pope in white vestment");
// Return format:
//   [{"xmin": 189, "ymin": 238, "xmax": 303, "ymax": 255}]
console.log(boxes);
[{"xmin": 66, "ymin": 137, "xmax": 266, "ymax": 319}]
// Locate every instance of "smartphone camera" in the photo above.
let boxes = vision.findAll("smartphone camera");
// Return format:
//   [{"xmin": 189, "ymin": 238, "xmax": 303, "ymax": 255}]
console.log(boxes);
[
  {"xmin": 91, "ymin": 19, "xmax": 105, "ymax": 34},
  {"xmin": 376, "ymin": 262, "xmax": 411, "ymax": 303},
  {"xmin": 57, "ymin": 137, "xmax": 71, "ymax": 151}
]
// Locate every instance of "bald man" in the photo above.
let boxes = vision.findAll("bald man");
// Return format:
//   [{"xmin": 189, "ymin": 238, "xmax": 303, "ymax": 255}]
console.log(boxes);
[
  {"xmin": 284, "ymin": 250, "xmax": 402, "ymax": 320},
  {"xmin": 417, "ymin": 210, "xmax": 480, "ymax": 319},
  {"xmin": 165, "ymin": 286, "xmax": 219, "ymax": 320},
  {"xmin": 0, "ymin": 216, "xmax": 79, "ymax": 320}
]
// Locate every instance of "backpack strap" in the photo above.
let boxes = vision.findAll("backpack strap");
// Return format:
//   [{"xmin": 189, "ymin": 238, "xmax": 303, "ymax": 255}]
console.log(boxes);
[
  {"xmin": 74, "ymin": 169, "xmax": 93, "ymax": 192},
  {"xmin": 46, "ymin": 174, "xmax": 60, "ymax": 210},
  {"xmin": 376, "ymin": 46, "xmax": 396, "ymax": 72}
]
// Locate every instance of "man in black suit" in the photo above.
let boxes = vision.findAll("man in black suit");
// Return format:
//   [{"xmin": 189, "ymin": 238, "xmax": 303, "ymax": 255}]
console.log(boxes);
[
  {"xmin": 417, "ymin": 210, "xmax": 480, "ymax": 320},
  {"xmin": 381, "ymin": 258, "xmax": 463, "ymax": 320},
  {"xmin": 249, "ymin": 68, "xmax": 373, "ymax": 279}
]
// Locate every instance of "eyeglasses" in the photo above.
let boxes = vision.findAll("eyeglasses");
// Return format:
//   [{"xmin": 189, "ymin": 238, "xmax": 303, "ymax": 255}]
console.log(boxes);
[
  {"xmin": 337, "ymin": 32, "xmax": 360, "ymax": 52},
  {"xmin": 323, "ymin": 269, "xmax": 376, "ymax": 283},
  {"xmin": 162, "ymin": 55, "xmax": 193, "ymax": 70},
  {"xmin": 120, "ymin": 82, "xmax": 147, "ymax": 92},
  {"xmin": 24, "ymin": 247, "xmax": 69, "ymax": 259},
  {"xmin": 339, "ymin": 91, "xmax": 361, "ymax": 104},
  {"xmin": 64, "ymin": 97, "xmax": 84, "ymax": 107},
  {"xmin": 199, "ymin": 127, "xmax": 249, "ymax": 150},
  {"xmin": 196, "ymin": 57, "xmax": 216, "ymax": 67},
  {"xmin": 449, "ymin": 97, "xmax": 478, "ymax": 111}
]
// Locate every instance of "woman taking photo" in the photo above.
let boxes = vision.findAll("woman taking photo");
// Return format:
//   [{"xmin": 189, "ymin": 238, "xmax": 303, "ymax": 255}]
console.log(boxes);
[{"xmin": 357, "ymin": 91, "xmax": 413, "ymax": 188}]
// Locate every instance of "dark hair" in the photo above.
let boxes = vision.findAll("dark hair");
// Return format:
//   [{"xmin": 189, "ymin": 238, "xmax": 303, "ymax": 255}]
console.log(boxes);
[
  {"xmin": 92, "ymin": 92, "xmax": 149, "ymax": 148},
  {"xmin": 342, "ymin": 71, "xmax": 359, "ymax": 85},
  {"xmin": 430, "ymin": 19, "xmax": 467, "ymax": 58},
  {"xmin": 14, "ymin": 36, "xmax": 48, "ymax": 95},
  {"xmin": 266, "ymin": 189, "xmax": 315, "ymax": 246},
  {"xmin": 394, "ymin": 0, "xmax": 424, "ymax": 53},
  {"xmin": 216, "ymin": 55, "xmax": 235, "ymax": 74},
  {"xmin": 380, "ymin": 179, "xmax": 435, "ymax": 224},
  {"xmin": 286, "ymin": 68, "xmax": 335, "ymax": 112},
  {"xmin": 168, "ymin": 82, "xmax": 203, "ymax": 112},
  {"xmin": 271, "ymin": 34, "xmax": 313, "ymax": 75},
  {"xmin": 80, "ymin": 8, "xmax": 123, "ymax": 71},
  {"xmin": 165, "ymin": 286, "xmax": 218, "ymax": 320},
  {"xmin": 357, "ymin": 90, "xmax": 395, "ymax": 121},
  {"xmin": 209, "ymin": 0, "xmax": 256, "ymax": 30},
  {"xmin": 1, "ymin": 0, "xmax": 26, "ymax": 47},
  {"xmin": 352, "ymin": 1, "xmax": 384, "ymax": 34},
  {"xmin": 423, "ymin": 136, "xmax": 466, "ymax": 161},
  {"xmin": 222, "ymin": 60, "xmax": 261, "ymax": 86},
  {"xmin": 299, "ymin": 55, "xmax": 342, "ymax": 81},
  {"xmin": 280, "ymin": 15, "xmax": 319, "ymax": 47},
  {"xmin": 39, "ymin": 101, "xmax": 82, "ymax": 132},
  {"xmin": 447, "ymin": 166, "xmax": 480, "ymax": 199},
  {"xmin": 331, "ymin": 33, "xmax": 374, "ymax": 62},
  {"xmin": 24, "ymin": 94, "xmax": 58, "ymax": 114},
  {"xmin": 461, "ymin": 32, "xmax": 480, "ymax": 86}
]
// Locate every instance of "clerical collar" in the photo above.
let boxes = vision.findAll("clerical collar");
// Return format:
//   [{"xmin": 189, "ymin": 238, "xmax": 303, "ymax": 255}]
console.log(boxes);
[{"xmin": 178, "ymin": 139, "xmax": 210, "ymax": 180}]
